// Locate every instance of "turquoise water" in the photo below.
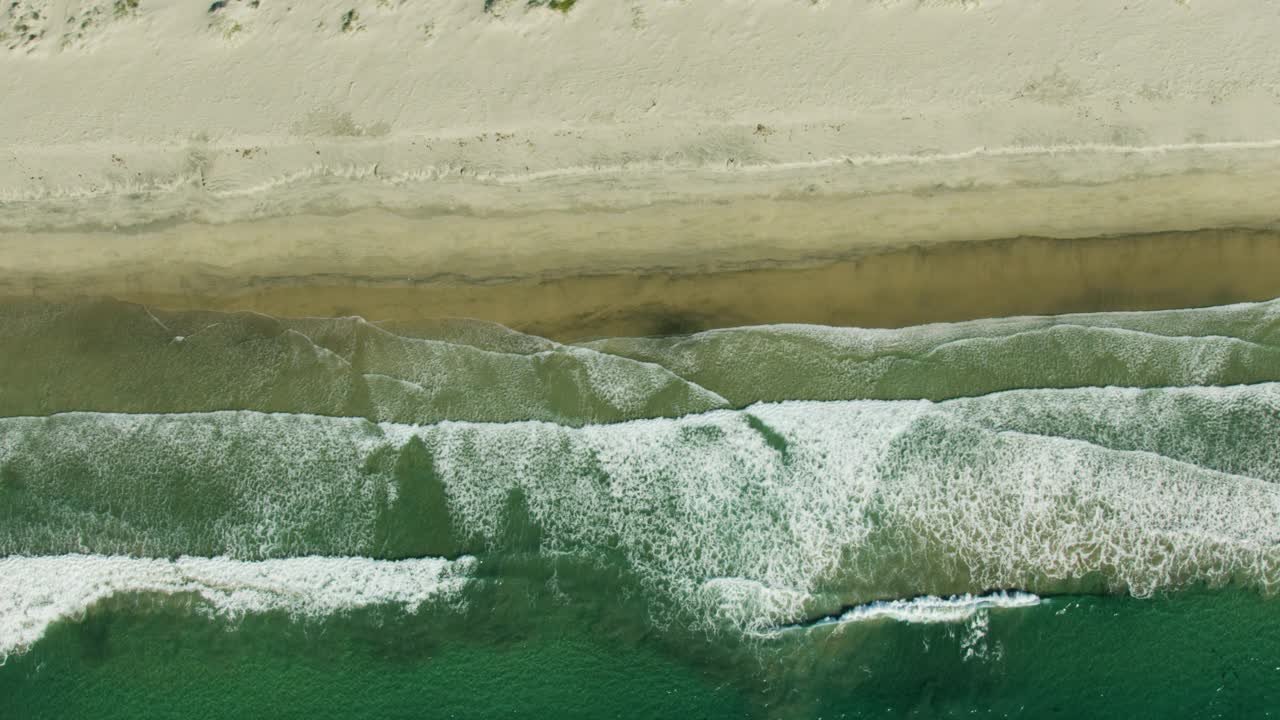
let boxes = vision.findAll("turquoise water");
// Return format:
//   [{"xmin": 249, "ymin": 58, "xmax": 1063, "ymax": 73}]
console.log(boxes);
[{"xmin": 2, "ymin": 297, "xmax": 1279, "ymax": 717}]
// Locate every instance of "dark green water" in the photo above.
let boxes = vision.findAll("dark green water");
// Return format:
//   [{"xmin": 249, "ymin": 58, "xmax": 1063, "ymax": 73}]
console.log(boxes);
[
  {"xmin": 3, "ymin": 589, "xmax": 1278, "ymax": 719},
  {"xmin": 2, "ymin": 297, "xmax": 1279, "ymax": 717}
]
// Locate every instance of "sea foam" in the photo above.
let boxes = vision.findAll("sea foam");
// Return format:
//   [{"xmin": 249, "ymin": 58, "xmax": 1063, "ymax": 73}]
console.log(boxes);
[
  {"xmin": 3, "ymin": 384, "xmax": 1279, "ymax": 635},
  {"xmin": 0, "ymin": 554, "xmax": 475, "ymax": 662},
  {"xmin": 779, "ymin": 591, "xmax": 1042, "ymax": 631}
]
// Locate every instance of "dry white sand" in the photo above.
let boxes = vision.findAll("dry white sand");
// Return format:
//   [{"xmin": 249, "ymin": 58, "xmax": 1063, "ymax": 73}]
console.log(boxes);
[{"xmin": 1, "ymin": 0, "xmax": 1279, "ymax": 319}]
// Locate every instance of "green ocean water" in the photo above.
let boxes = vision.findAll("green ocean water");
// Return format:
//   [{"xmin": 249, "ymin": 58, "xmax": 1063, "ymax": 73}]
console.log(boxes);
[
  {"xmin": 2, "ymin": 589, "xmax": 1278, "ymax": 719},
  {"xmin": 2, "ymin": 297, "xmax": 1280, "ymax": 718}
]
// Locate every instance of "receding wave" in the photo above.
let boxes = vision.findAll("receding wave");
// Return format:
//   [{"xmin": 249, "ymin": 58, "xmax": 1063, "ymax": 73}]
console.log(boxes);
[
  {"xmin": 3, "ymin": 297, "xmax": 1279, "ymax": 424},
  {"xmin": 778, "ymin": 591, "xmax": 1041, "ymax": 631},
  {"xmin": 3, "ymin": 383, "xmax": 1278, "ymax": 634},
  {"xmin": 0, "ymin": 299, "xmax": 728, "ymax": 425},
  {"xmin": 582, "ymin": 298, "xmax": 1280, "ymax": 404},
  {"xmin": 0, "ymin": 554, "xmax": 474, "ymax": 662}
]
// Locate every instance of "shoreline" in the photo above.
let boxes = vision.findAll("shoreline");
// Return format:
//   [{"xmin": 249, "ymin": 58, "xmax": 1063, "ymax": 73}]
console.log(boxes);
[
  {"xmin": 4, "ymin": 144, "xmax": 1279, "ymax": 339},
  {"xmin": 3, "ymin": 0, "xmax": 1280, "ymax": 337},
  {"xmin": 5, "ymin": 225, "xmax": 1278, "ymax": 341}
]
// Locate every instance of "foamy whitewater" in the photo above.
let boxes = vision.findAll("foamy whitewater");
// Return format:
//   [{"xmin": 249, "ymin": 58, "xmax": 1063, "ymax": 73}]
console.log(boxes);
[
  {"xmin": 0, "ymin": 555, "xmax": 475, "ymax": 662},
  {"xmin": 779, "ymin": 591, "xmax": 1042, "ymax": 631},
  {"xmin": 2, "ymin": 298, "xmax": 1279, "ymax": 653},
  {"xmin": 3, "ymin": 385, "xmax": 1278, "ymax": 636}
]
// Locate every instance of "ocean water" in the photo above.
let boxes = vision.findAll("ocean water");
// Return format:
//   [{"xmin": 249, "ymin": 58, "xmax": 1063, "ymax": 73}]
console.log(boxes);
[{"xmin": 2, "ymin": 297, "xmax": 1279, "ymax": 718}]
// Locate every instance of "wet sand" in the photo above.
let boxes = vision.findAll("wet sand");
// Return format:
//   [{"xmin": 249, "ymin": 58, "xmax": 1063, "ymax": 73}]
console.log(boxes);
[
  {"xmin": 4, "ymin": 226, "xmax": 1277, "ymax": 342},
  {"xmin": 3, "ymin": 161, "xmax": 1279, "ymax": 340}
]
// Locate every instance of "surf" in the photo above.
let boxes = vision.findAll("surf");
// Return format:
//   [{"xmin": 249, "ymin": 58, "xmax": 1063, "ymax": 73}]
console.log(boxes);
[
  {"xmin": 3, "ymin": 382, "xmax": 1278, "ymax": 635},
  {"xmin": 0, "ymin": 554, "xmax": 475, "ymax": 663}
]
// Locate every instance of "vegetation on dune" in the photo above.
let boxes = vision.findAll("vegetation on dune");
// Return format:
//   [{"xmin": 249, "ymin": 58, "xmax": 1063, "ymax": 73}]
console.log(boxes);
[
  {"xmin": 485, "ymin": 0, "xmax": 577, "ymax": 14},
  {"xmin": 113, "ymin": 0, "xmax": 140, "ymax": 19}
]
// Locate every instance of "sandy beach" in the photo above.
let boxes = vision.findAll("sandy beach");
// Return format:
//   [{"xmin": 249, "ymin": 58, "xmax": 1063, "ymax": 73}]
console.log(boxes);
[
  {"xmin": 3, "ymin": 0, "xmax": 1280, "ymax": 329},
  {"xmin": 3, "ymin": 166, "xmax": 1280, "ymax": 337}
]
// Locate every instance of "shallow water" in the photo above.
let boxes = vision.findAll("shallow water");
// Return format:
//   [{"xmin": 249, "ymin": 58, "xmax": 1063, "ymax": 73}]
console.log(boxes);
[{"xmin": 2, "ymin": 297, "xmax": 1279, "ymax": 717}]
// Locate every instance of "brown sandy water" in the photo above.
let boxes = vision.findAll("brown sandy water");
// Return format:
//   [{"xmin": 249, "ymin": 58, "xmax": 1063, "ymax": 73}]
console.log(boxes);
[{"xmin": 6, "ymin": 226, "xmax": 1275, "ymax": 341}]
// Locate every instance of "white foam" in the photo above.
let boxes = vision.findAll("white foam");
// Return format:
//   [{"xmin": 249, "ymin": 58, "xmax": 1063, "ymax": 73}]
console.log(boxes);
[
  {"xmin": 813, "ymin": 591, "xmax": 1041, "ymax": 628},
  {"xmin": 0, "ymin": 554, "xmax": 475, "ymax": 663},
  {"xmin": 679, "ymin": 296, "xmax": 1280, "ymax": 351},
  {"xmin": 0, "ymin": 411, "xmax": 397, "ymax": 559},
  {"xmin": 426, "ymin": 387, "xmax": 1280, "ymax": 633},
  {"xmin": 942, "ymin": 383, "xmax": 1280, "ymax": 483},
  {"xmin": 5, "ymin": 383, "xmax": 1280, "ymax": 638}
]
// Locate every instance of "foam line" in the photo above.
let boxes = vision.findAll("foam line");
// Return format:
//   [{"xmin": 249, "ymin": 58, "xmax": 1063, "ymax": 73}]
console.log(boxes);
[
  {"xmin": 777, "ymin": 591, "xmax": 1041, "ymax": 632},
  {"xmin": 3, "ymin": 384, "xmax": 1279, "ymax": 635},
  {"xmin": 0, "ymin": 554, "xmax": 475, "ymax": 662}
]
